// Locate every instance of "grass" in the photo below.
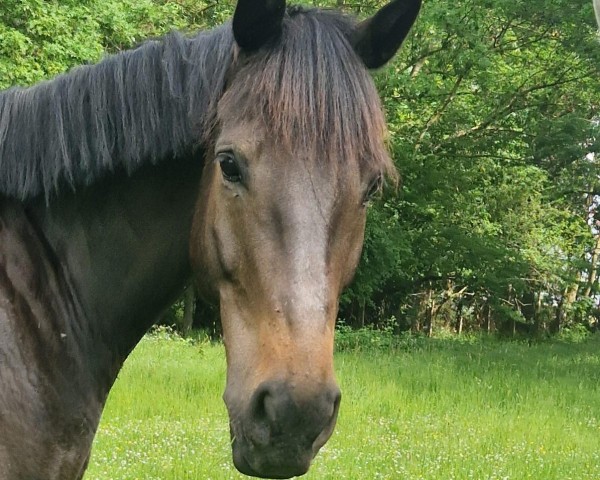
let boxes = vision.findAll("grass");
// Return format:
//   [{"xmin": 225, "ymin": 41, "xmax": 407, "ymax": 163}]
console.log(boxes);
[{"xmin": 85, "ymin": 331, "xmax": 600, "ymax": 479}]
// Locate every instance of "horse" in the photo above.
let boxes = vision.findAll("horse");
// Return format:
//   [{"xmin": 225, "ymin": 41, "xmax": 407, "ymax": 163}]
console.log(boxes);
[{"xmin": 0, "ymin": 0, "xmax": 420, "ymax": 478}]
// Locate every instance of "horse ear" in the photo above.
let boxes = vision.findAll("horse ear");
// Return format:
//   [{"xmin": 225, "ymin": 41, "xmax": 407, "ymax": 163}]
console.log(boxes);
[
  {"xmin": 352, "ymin": 0, "xmax": 422, "ymax": 69},
  {"xmin": 233, "ymin": 0, "xmax": 286, "ymax": 51}
]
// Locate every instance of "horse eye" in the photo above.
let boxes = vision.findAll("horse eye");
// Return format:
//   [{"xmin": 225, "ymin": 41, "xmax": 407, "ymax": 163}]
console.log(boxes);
[
  {"xmin": 363, "ymin": 174, "xmax": 383, "ymax": 205},
  {"xmin": 217, "ymin": 153, "xmax": 242, "ymax": 183}
]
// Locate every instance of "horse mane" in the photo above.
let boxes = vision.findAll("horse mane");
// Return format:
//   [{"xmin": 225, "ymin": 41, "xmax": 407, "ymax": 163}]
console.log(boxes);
[
  {"xmin": 0, "ymin": 25, "xmax": 233, "ymax": 200},
  {"xmin": 0, "ymin": 7, "xmax": 396, "ymax": 201}
]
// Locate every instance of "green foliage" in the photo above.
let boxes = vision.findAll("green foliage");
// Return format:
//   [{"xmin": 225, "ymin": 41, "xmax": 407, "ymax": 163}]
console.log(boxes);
[
  {"xmin": 0, "ymin": 0, "xmax": 102, "ymax": 87},
  {"xmin": 342, "ymin": 0, "xmax": 600, "ymax": 334},
  {"xmin": 342, "ymin": 204, "xmax": 412, "ymax": 307},
  {"xmin": 0, "ymin": 0, "xmax": 228, "ymax": 89},
  {"xmin": 556, "ymin": 322, "xmax": 592, "ymax": 342},
  {"xmin": 161, "ymin": 300, "xmax": 185, "ymax": 324},
  {"xmin": 335, "ymin": 316, "xmax": 408, "ymax": 352},
  {"xmin": 147, "ymin": 324, "xmax": 210, "ymax": 347}
]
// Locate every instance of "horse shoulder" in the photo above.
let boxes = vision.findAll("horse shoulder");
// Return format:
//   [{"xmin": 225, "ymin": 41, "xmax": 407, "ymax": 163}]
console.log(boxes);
[{"xmin": 0, "ymin": 200, "xmax": 98, "ymax": 480}]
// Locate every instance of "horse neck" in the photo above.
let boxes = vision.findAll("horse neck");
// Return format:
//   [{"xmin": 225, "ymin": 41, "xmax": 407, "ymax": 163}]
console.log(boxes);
[{"xmin": 25, "ymin": 154, "xmax": 203, "ymax": 392}]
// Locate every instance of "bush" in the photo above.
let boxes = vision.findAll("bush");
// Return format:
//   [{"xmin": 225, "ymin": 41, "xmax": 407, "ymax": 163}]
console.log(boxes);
[
  {"xmin": 335, "ymin": 317, "xmax": 428, "ymax": 353},
  {"xmin": 147, "ymin": 324, "xmax": 209, "ymax": 347},
  {"xmin": 556, "ymin": 323, "xmax": 591, "ymax": 343}
]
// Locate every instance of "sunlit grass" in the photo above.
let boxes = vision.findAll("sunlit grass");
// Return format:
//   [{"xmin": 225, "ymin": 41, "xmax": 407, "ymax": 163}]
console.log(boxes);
[{"xmin": 86, "ymin": 333, "xmax": 600, "ymax": 479}]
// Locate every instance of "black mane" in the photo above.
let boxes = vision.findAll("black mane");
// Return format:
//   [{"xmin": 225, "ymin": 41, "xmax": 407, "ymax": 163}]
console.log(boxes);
[
  {"xmin": 0, "ymin": 24, "xmax": 233, "ymax": 200},
  {"xmin": 0, "ymin": 7, "xmax": 395, "ymax": 201}
]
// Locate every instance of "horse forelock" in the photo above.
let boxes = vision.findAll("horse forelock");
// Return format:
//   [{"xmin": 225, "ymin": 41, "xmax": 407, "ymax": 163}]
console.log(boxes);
[{"xmin": 218, "ymin": 8, "xmax": 398, "ymax": 183}]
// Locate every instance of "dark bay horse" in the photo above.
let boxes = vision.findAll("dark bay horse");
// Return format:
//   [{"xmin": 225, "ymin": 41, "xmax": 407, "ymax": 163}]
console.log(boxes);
[{"xmin": 0, "ymin": 0, "xmax": 420, "ymax": 478}]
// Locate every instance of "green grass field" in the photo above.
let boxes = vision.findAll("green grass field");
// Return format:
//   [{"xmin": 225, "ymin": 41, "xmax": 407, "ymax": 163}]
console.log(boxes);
[{"xmin": 85, "ymin": 332, "xmax": 600, "ymax": 479}]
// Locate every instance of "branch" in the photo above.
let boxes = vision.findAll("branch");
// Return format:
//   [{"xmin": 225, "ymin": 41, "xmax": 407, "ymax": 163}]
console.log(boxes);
[
  {"xmin": 441, "ymin": 71, "xmax": 595, "ymax": 146},
  {"xmin": 415, "ymin": 73, "xmax": 466, "ymax": 151}
]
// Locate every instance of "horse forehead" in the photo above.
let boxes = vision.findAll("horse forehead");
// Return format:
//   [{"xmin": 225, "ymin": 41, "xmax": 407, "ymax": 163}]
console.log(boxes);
[
  {"xmin": 217, "ymin": 120, "xmax": 355, "ymax": 183},
  {"xmin": 263, "ymin": 154, "xmax": 353, "ymax": 213},
  {"xmin": 215, "ymin": 122, "xmax": 261, "ymax": 154}
]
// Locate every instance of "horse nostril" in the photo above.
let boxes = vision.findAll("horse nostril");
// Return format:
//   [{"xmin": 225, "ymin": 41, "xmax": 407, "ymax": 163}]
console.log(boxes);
[
  {"xmin": 263, "ymin": 387, "xmax": 282, "ymax": 427},
  {"xmin": 251, "ymin": 383, "xmax": 269, "ymax": 421},
  {"xmin": 250, "ymin": 381, "xmax": 293, "ymax": 434},
  {"xmin": 247, "ymin": 384, "xmax": 275, "ymax": 447},
  {"xmin": 248, "ymin": 381, "xmax": 341, "ymax": 448}
]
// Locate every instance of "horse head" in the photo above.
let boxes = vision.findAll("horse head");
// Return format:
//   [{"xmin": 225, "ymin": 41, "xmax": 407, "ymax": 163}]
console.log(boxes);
[{"xmin": 191, "ymin": 0, "xmax": 421, "ymax": 477}]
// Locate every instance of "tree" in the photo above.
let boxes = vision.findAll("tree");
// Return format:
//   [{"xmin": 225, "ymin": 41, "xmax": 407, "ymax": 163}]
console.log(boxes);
[{"xmin": 341, "ymin": 0, "xmax": 600, "ymax": 335}]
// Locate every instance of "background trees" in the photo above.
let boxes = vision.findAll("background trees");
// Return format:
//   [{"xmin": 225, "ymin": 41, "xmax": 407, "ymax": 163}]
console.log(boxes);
[
  {"xmin": 2, "ymin": 0, "xmax": 599, "ymax": 336},
  {"xmin": 343, "ymin": 0, "xmax": 600, "ymax": 336}
]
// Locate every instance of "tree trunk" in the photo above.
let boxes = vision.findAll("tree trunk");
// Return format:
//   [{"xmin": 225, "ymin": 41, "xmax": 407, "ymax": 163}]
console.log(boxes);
[
  {"xmin": 553, "ymin": 287, "xmax": 567, "ymax": 334},
  {"xmin": 359, "ymin": 299, "xmax": 366, "ymax": 329},
  {"xmin": 553, "ymin": 282, "xmax": 579, "ymax": 333},
  {"xmin": 178, "ymin": 285, "xmax": 195, "ymax": 337},
  {"xmin": 425, "ymin": 288, "xmax": 435, "ymax": 337},
  {"xmin": 583, "ymin": 233, "xmax": 600, "ymax": 298},
  {"xmin": 484, "ymin": 302, "xmax": 492, "ymax": 333},
  {"xmin": 456, "ymin": 301, "xmax": 464, "ymax": 335},
  {"xmin": 533, "ymin": 290, "xmax": 543, "ymax": 334}
]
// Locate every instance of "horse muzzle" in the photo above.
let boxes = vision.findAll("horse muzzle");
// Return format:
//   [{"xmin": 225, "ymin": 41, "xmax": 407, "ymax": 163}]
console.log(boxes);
[{"xmin": 226, "ymin": 380, "xmax": 341, "ymax": 478}]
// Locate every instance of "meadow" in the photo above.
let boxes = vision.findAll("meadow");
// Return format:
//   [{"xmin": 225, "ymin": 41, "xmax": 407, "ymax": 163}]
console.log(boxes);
[{"xmin": 85, "ymin": 330, "xmax": 600, "ymax": 479}]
